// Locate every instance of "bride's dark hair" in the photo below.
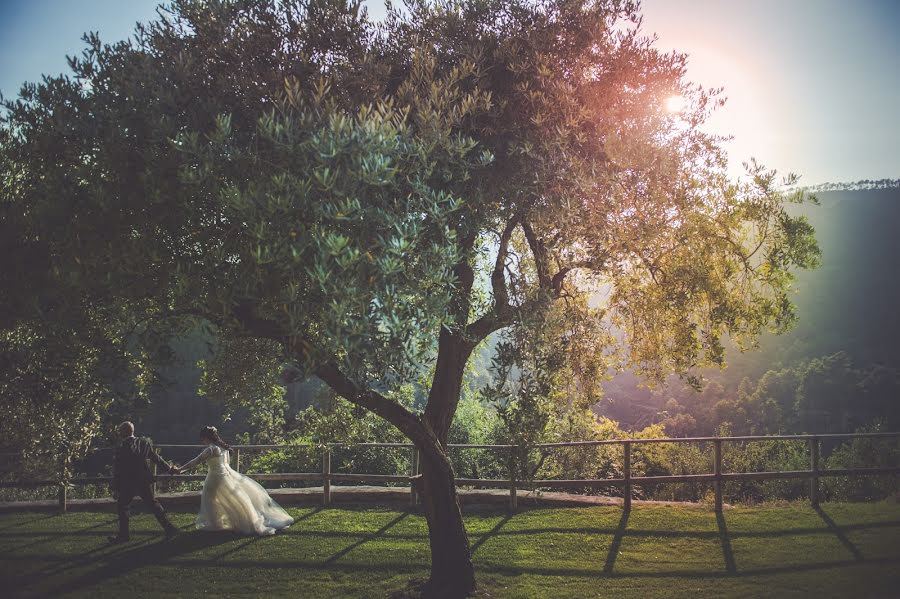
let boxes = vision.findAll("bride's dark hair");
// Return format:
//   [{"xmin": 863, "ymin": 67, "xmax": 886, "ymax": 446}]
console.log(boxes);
[{"xmin": 200, "ymin": 426, "xmax": 231, "ymax": 451}]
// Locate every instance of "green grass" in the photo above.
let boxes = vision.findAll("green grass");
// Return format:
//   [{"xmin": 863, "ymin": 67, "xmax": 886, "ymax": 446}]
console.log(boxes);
[{"xmin": 1, "ymin": 502, "xmax": 899, "ymax": 598}]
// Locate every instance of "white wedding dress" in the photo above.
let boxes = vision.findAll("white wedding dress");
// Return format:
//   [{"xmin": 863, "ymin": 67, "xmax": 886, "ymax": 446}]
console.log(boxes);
[{"xmin": 181, "ymin": 444, "xmax": 294, "ymax": 535}]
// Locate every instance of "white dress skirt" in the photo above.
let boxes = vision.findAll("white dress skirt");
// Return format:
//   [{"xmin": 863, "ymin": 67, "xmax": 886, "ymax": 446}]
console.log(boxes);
[{"xmin": 181, "ymin": 444, "xmax": 294, "ymax": 535}]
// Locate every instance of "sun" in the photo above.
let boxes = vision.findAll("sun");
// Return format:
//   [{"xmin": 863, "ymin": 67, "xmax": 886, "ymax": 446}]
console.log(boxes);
[{"xmin": 665, "ymin": 95, "xmax": 686, "ymax": 113}]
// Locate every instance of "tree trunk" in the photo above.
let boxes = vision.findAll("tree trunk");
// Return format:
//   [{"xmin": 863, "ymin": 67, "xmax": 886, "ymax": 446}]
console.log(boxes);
[
  {"xmin": 315, "ymin": 317, "xmax": 480, "ymax": 596},
  {"xmin": 419, "ymin": 447, "xmax": 475, "ymax": 597},
  {"xmin": 418, "ymin": 327, "xmax": 477, "ymax": 597}
]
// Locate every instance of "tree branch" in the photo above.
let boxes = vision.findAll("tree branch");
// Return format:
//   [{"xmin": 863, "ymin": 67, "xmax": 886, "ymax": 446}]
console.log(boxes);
[
  {"xmin": 315, "ymin": 361, "xmax": 442, "ymax": 454},
  {"xmin": 521, "ymin": 217, "xmax": 551, "ymax": 290},
  {"xmin": 550, "ymin": 259, "xmax": 599, "ymax": 296},
  {"xmin": 122, "ymin": 308, "xmax": 208, "ymax": 341},
  {"xmin": 232, "ymin": 300, "xmax": 285, "ymax": 341},
  {"xmin": 466, "ymin": 218, "xmax": 603, "ymax": 341},
  {"xmin": 491, "ymin": 214, "xmax": 519, "ymax": 314},
  {"xmin": 465, "ymin": 215, "xmax": 520, "ymax": 341},
  {"xmin": 226, "ymin": 301, "xmax": 445, "ymax": 454}
]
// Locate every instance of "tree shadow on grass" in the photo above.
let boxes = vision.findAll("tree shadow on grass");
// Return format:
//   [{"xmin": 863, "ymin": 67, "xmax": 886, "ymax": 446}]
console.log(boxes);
[
  {"xmin": 470, "ymin": 520, "xmax": 900, "ymax": 540},
  {"xmin": 466, "ymin": 507, "xmax": 898, "ymax": 580},
  {"xmin": 8, "ymin": 506, "xmax": 900, "ymax": 593},
  {"xmin": 4, "ymin": 517, "xmax": 119, "ymax": 552},
  {"xmin": 11, "ymin": 544, "xmax": 897, "ymax": 588},
  {"xmin": 0, "ymin": 513, "xmax": 59, "ymax": 532},
  {"xmin": 323, "ymin": 511, "xmax": 409, "ymax": 565},
  {"xmin": 292, "ymin": 506, "xmax": 324, "ymax": 524},
  {"xmin": 24, "ymin": 508, "xmax": 319, "ymax": 586},
  {"xmin": 26, "ymin": 534, "xmax": 139, "ymax": 581},
  {"xmin": 478, "ymin": 556, "xmax": 900, "ymax": 580},
  {"xmin": 30, "ymin": 530, "xmax": 240, "ymax": 596},
  {"xmin": 206, "ymin": 506, "xmax": 325, "ymax": 561},
  {"xmin": 211, "ymin": 535, "xmax": 264, "ymax": 561},
  {"xmin": 470, "ymin": 513, "xmax": 512, "ymax": 556}
]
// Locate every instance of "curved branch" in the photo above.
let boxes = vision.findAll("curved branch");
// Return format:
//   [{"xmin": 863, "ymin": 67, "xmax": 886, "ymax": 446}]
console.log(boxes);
[
  {"xmin": 232, "ymin": 301, "xmax": 285, "ymax": 341},
  {"xmin": 521, "ymin": 217, "xmax": 551, "ymax": 290},
  {"xmin": 122, "ymin": 308, "xmax": 208, "ymax": 341},
  {"xmin": 464, "ymin": 215, "xmax": 521, "ymax": 341},
  {"xmin": 466, "ymin": 216, "xmax": 604, "ymax": 341},
  {"xmin": 315, "ymin": 361, "xmax": 442, "ymax": 454},
  {"xmin": 550, "ymin": 259, "xmax": 600, "ymax": 295},
  {"xmin": 226, "ymin": 301, "xmax": 442, "ymax": 454},
  {"xmin": 491, "ymin": 214, "xmax": 519, "ymax": 314}
]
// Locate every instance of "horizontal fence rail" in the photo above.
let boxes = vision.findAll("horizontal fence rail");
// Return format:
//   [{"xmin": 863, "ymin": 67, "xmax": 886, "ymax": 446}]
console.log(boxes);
[{"xmin": 2, "ymin": 432, "xmax": 899, "ymax": 513}]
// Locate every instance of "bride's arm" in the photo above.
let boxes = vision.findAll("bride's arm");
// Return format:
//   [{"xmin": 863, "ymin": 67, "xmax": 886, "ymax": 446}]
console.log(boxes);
[{"xmin": 179, "ymin": 446, "xmax": 213, "ymax": 472}]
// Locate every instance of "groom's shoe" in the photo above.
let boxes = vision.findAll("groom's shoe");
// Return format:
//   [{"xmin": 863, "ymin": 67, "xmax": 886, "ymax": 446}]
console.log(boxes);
[
  {"xmin": 164, "ymin": 527, "xmax": 180, "ymax": 540},
  {"xmin": 107, "ymin": 535, "xmax": 129, "ymax": 545}
]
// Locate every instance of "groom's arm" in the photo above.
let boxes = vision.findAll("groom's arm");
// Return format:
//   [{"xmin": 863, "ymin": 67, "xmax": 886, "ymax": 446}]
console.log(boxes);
[
  {"xmin": 140, "ymin": 438, "xmax": 175, "ymax": 474},
  {"xmin": 110, "ymin": 446, "xmax": 122, "ymax": 498}
]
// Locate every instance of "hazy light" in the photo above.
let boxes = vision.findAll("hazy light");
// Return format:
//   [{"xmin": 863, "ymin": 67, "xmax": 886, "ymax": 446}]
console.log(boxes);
[{"xmin": 665, "ymin": 95, "xmax": 686, "ymax": 113}]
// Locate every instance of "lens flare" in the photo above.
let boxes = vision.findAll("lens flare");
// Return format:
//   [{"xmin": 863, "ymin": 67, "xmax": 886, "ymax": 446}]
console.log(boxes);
[{"xmin": 665, "ymin": 95, "xmax": 686, "ymax": 113}]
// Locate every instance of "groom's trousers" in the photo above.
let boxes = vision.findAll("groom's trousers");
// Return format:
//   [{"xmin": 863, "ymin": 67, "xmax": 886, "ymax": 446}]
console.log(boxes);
[{"xmin": 117, "ymin": 484, "xmax": 176, "ymax": 539}]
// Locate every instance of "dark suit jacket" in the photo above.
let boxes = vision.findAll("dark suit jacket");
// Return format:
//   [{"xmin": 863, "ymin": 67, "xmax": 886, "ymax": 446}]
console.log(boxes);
[{"xmin": 111, "ymin": 437, "xmax": 173, "ymax": 494}]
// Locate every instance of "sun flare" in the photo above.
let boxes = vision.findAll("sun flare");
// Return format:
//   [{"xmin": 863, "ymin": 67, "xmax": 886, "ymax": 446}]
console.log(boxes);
[{"xmin": 665, "ymin": 95, "xmax": 686, "ymax": 113}]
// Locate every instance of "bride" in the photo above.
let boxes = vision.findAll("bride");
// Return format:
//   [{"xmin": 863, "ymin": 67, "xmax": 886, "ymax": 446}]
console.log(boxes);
[{"xmin": 175, "ymin": 426, "xmax": 293, "ymax": 535}]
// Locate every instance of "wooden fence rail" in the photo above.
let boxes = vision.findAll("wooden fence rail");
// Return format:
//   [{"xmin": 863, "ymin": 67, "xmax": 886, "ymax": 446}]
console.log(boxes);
[{"xmin": 2, "ymin": 432, "xmax": 899, "ymax": 513}]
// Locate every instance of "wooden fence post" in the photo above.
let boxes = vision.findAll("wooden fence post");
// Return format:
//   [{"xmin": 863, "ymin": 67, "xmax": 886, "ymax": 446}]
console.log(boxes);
[
  {"xmin": 234, "ymin": 448, "xmax": 241, "ymax": 473},
  {"xmin": 58, "ymin": 458, "xmax": 67, "ymax": 514},
  {"xmin": 809, "ymin": 437, "xmax": 820, "ymax": 507},
  {"xmin": 151, "ymin": 462, "xmax": 158, "ymax": 495},
  {"xmin": 323, "ymin": 446, "xmax": 331, "ymax": 507},
  {"xmin": 410, "ymin": 447, "xmax": 419, "ymax": 507},
  {"xmin": 714, "ymin": 439, "xmax": 723, "ymax": 512},
  {"xmin": 509, "ymin": 446, "xmax": 518, "ymax": 511},
  {"xmin": 623, "ymin": 441, "xmax": 632, "ymax": 512}
]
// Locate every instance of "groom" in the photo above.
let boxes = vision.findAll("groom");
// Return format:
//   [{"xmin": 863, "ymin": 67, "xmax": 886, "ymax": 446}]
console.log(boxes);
[{"xmin": 108, "ymin": 421, "xmax": 179, "ymax": 544}]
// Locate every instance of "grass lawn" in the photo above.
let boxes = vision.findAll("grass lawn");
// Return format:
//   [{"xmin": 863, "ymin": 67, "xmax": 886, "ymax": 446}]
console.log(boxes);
[{"xmin": 1, "ymin": 502, "xmax": 899, "ymax": 598}]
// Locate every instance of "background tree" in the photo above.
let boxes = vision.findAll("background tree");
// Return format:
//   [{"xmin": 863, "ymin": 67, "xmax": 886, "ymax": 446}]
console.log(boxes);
[
  {"xmin": 0, "ymin": 317, "xmax": 151, "ymax": 483},
  {"xmin": 0, "ymin": 0, "xmax": 819, "ymax": 594}
]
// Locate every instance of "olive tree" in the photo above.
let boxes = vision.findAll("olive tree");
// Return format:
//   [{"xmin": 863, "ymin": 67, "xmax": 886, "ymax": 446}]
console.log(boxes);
[{"xmin": 0, "ymin": 0, "xmax": 818, "ymax": 594}]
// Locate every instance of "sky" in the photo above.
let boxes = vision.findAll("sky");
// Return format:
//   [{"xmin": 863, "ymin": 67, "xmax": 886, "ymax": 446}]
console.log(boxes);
[{"xmin": 1, "ymin": 0, "xmax": 898, "ymax": 185}]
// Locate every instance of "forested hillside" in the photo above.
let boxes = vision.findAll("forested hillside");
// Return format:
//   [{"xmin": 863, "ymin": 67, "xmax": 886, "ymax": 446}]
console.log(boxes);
[{"xmin": 599, "ymin": 185, "xmax": 900, "ymax": 435}]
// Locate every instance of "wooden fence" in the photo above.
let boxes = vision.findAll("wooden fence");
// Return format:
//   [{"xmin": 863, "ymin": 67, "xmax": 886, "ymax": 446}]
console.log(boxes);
[{"xmin": 2, "ymin": 432, "xmax": 899, "ymax": 513}]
